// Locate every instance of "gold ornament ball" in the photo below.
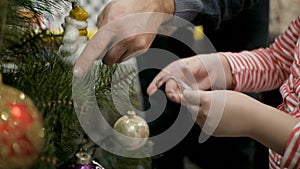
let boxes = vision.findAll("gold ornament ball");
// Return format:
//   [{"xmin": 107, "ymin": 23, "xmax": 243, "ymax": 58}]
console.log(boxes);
[
  {"xmin": 0, "ymin": 74, "xmax": 45, "ymax": 169},
  {"xmin": 113, "ymin": 111, "xmax": 149, "ymax": 150},
  {"xmin": 70, "ymin": 6, "xmax": 89, "ymax": 21}
]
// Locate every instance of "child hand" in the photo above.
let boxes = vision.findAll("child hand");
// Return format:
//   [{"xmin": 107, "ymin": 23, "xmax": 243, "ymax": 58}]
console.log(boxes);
[
  {"xmin": 182, "ymin": 89, "xmax": 258, "ymax": 137},
  {"xmin": 147, "ymin": 54, "xmax": 233, "ymax": 103},
  {"xmin": 182, "ymin": 89, "xmax": 300, "ymax": 154}
]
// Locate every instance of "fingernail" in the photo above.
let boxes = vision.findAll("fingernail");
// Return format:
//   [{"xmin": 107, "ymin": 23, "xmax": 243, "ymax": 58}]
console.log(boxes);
[
  {"xmin": 73, "ymin": 67, "xmax": 84, "ymax": 77},
  {"xmin": 169, "ymin": 93, "xmax": 181, "ymax": 103}
]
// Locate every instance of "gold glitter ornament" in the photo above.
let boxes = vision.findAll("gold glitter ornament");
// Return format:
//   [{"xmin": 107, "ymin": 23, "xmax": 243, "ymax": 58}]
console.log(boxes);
[
  {"xmin": 70, "ymin": 6, "xmax": 89, "ymax": 21},
  {"xmin": 0, "ymin": 74, "xmax": 45, "ymax": 169},
  {"xmin": 79, "ymin": 29, "xmax": 88, "ymax": 36},
  {"xmin": 113, "ymin": 111, "xmax": 150, "ymax": 150}
]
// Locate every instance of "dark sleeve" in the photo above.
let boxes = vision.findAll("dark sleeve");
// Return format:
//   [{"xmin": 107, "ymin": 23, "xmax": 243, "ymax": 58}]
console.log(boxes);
[{"xmin": 174, "ymin": 0, "xmax": 260, "ymax": 29}]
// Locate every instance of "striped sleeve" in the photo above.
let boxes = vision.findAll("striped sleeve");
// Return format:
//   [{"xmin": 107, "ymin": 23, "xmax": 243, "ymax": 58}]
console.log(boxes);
[
  {"xmin": 221, "ymin": 16, "xmax": 300, "ymax": 92},
  {"xmin": 281, "ymin": 122, "xmax": 300, "ymax": 169}
]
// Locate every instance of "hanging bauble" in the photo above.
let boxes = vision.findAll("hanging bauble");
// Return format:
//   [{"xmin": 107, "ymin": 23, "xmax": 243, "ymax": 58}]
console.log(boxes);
[
  {"xmin": 64, "ymin": 152, "xmax": 105, "ymax": 169},
  {"xmin": 113, "ymin": 111, "xmax": 150, "ymax": 150},
  {"xmin": 0, "ymin": 74, "xmax": 45, "ymax": 169}
]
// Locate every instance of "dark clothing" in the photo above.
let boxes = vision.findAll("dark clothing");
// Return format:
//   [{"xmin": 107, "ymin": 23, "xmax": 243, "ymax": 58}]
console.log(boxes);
[{"xmin": 175, "ymin": 0, "xmax": 261, "ymax": 30}]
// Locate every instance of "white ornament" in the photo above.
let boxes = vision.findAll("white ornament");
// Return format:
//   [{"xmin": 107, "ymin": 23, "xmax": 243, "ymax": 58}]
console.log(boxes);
[
  {"xmin": 58, "ymin": 14, "xmax": 88, "ymax": 65},
  {"xmin": 63, "ymin": 25, "xmax": 80, "ymax": 43},
  {"xmin": 113, "ymin": 111, "xmax": 150, "ymax": 150},
  {"xmin": 66, "ymin": 17, "xmax": 88, "ymax": 29}
]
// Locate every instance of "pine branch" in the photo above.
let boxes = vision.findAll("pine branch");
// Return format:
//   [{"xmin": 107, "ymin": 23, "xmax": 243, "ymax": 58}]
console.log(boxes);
[
  {"xmin": 0, "ymin": 0, "xmax": 8, "ymax": 50},
  {"xmin": 0, "ymin": 1, "xmax": 150, "ymax": 168}
]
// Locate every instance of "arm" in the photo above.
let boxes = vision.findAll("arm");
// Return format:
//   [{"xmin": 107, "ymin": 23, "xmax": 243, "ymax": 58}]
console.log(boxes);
[
  {"xmin": 221, "ymin": 17, "xmax": 300, "ymax": 92},
  {"xmin": 249, "ymin": 100, "xmax": 299, "ymax": 155},
  {"xmin": 183, "ymin": 89, "xmax": 300, "ymax": 158},
  {"xmin": 174, "ymin": 0, "xmax": 260, "ymax": 29},
  {"xmin": 226, "ymin": 92, "xmax": 300, "ymax": 168}
]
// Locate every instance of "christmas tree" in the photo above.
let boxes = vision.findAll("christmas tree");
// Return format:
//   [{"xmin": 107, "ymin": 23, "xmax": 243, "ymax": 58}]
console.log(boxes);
[{"xmin": 0, "ymin": 0, "xmax": 152, "ymax": 168}]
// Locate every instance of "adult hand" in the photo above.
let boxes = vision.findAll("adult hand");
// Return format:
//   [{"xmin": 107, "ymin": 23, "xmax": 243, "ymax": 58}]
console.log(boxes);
[
  {"xmin": 183, "ymin": 89, "xmax": 299, "ymax": 155},
  {"xmin": 147, "ymin": 54, "xmax": 233, "ymax": 103},
  {"xmin": 73, "ymin": 0, "xmax": 175, "ymax": 77}
]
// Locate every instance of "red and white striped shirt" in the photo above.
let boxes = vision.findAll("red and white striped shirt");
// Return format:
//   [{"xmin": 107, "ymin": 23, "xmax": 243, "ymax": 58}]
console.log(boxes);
[{"xmin": 223, "ymin": 16, "xmax": 300, "ymax": 169}]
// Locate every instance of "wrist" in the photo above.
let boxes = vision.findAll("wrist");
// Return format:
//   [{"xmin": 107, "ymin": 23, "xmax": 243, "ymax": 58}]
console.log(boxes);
[
  {"xmin": 219, "ymin": 54, "xmax": 234, "ymax": 90},
  {"xmin": 232, "ymin": 93, "xmax": 260, "ymax": 137}
]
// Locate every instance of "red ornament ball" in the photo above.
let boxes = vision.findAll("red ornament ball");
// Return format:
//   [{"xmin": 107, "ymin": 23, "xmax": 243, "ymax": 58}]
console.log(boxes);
[{"xmin": 0, "ymin": 74, "xmax": 45, "ymax": 169}]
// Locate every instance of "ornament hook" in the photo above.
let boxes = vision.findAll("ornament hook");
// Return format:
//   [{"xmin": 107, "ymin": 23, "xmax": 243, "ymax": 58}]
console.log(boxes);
[{"xmin": 76, "ymin": 152, "xmax": 91, "ymax": 165}]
